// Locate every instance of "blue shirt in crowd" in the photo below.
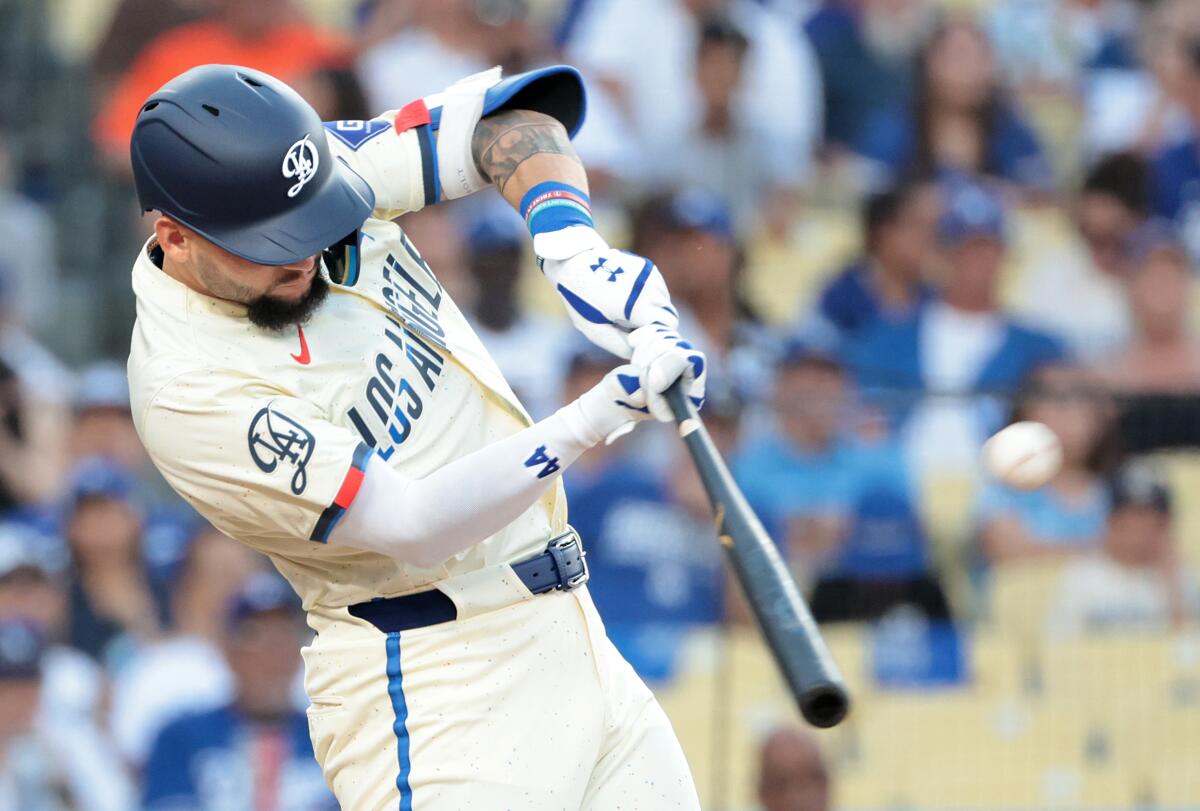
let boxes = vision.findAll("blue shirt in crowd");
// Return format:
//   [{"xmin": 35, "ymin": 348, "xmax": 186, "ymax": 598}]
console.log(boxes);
[
  {"xmin": 814, "ymin": 260, "xmax": 935, "ymax": 339},
  {"xmin": 733, "ymin": 432, "xmax": 931, "ymax": 580},
  {"xmin": 845, "ymin": 308, "xmax": 1066, "ymax": 429},
  {"xmin": 142, "ymin": 706, "xmax": 337, "ymax": 811},
  {"xmin": 975, "ymin": 481, "xmax": 1109, "ymax": 549},
  {"xmin": 566, "ymin": 453, "xmax": 724, "ymax": 680},
  {"xmin": 568, "ymin": 453, "xmax": 724, "ymax": 681},
  {"xmin": 567, "ymin": 456, "xmax": 723, "ymax": 627},
  {"xmin": 1150, "ymin": 132, "xmax": 1200, "ymax": 261},
  {"xmin": 803, "ymin": 2, "xmax": 914, "ymax": 149},
  {"xmin": 855, "ymin": 103, "xmax": 1052, "ymax": 191}
]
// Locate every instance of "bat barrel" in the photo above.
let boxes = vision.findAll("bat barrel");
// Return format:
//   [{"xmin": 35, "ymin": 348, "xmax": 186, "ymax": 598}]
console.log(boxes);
[
  {"xmin": 664, "ymin": 380, "xmax": 852, "ymax": 729},
  {"xmin": 800, "ymin": 683, "xmax": 851, "ymax": 729}
]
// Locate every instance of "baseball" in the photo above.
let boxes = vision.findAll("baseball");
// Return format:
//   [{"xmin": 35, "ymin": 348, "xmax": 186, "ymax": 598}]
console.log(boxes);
[{"xmin": 983, "ymin": 421, "xmax": 1063, "ymax": 490}]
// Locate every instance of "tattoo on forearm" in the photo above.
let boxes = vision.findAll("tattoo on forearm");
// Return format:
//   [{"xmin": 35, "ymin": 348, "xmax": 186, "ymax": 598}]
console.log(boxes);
[{"xmin": 472, "ymin": 110, "xmax": 580, "ymax": 193}]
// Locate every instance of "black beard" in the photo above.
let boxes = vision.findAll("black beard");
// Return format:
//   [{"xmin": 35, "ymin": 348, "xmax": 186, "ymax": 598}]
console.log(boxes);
[{"xmin": 246, "ymin": 274, "xmax": 329, "ymax": 332}]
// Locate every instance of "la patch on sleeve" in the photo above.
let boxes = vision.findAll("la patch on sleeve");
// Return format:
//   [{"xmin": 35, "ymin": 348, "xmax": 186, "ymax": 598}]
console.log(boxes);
[
  {"xmin": 248, "ymin": 403, "xmax": 316, "ymax": 495},
  {"xmin": 323, "ymin": 119, "xmax": 390, "ymax": 151}
]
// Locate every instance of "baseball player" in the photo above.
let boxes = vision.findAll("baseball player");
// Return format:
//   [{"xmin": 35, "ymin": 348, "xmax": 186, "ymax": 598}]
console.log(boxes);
[{"xmin": 126, "ymin": 63, "xmax": 707, "ymax": 810}]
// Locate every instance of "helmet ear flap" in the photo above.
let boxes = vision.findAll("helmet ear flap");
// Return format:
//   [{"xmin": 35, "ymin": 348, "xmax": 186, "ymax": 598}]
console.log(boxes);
[{"xmin": 322, "ymin": 230, "xmax": 361, "ymax": 287}]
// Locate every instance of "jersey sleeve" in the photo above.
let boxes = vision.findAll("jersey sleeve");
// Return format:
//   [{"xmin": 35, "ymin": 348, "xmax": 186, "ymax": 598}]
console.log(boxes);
[
  {"xmin": 140, "ymin": 372, "xmax": 373, "ymax": 545},
  {"xmin": 324, "ymin": 114, "xmax": 439, "ymax": 221}
]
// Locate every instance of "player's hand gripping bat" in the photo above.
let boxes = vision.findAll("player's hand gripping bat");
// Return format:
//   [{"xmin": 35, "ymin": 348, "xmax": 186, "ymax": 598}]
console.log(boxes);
[{"xmin": 663, "ymin": 380, "xmax": 851, "ymax": 728}]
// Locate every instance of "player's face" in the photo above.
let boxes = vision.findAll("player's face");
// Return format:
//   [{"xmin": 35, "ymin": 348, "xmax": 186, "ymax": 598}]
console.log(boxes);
[
  {"xmin": 159, "ymin": 218, "xmax": 329, "ymax": 331},
  {"xmin": 189, "ymin": 238, "xmax": 320, "ymax": 305}
]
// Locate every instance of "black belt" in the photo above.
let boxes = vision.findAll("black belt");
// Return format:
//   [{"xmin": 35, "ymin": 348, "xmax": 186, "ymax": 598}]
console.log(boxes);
[{"xmin": 348, "ymin": 529, "xmax": 588, "ymax": 634}]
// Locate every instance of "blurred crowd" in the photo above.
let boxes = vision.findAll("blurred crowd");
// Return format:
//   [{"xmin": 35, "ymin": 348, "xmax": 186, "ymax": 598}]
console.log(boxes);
[{"xmin": 2, "ymin": 0, "xmax": 1200, "ymax": 808}]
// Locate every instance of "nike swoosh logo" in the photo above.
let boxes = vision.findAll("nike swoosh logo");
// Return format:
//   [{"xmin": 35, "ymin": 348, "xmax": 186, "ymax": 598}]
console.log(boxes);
[{"xmin": 292, "ymin": 324, "xmax": 311, "ymax": 365}]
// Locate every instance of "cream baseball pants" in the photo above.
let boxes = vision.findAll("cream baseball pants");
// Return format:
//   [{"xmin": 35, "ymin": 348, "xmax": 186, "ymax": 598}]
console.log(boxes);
[{"xmin": 303, "ymin": 580, "xmax": 700, "ymax": 810}]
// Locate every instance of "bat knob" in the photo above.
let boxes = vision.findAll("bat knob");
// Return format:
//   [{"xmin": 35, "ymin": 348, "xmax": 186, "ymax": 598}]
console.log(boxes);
[{"xmin": 800, "ymin": 685, "xmax": 851, "ymax": 729}]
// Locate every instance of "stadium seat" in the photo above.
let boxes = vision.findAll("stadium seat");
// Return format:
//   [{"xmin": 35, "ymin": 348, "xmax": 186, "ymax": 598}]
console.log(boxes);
[
  {"xmin": 742, "ymin": 207, "xmax": 858, "ymax": 325},
  {"xmin": 987, "ymin": 560, "xmax": 1068, "ymax": 641},
  {"xmin": 1162, "ymin": 455, "xmax": 1200, "ymax": 568}
]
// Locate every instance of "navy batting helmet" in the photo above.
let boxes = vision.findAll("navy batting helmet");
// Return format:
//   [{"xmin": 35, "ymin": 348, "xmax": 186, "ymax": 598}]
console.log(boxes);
[{"xmin": 130, "ymin": 64, "xmax": 375, "ymax": 266}]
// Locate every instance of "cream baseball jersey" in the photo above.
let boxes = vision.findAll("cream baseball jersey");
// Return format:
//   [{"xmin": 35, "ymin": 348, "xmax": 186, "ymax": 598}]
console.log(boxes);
[{"xmin": 129, "ymin": 112, "xmax": 568, "ymax": 610}]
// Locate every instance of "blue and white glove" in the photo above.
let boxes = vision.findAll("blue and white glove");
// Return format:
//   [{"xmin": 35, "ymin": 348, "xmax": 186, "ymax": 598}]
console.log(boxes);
[
  {"xmin": 536, "ymin": 226, "xmax": 679, "ymax": 358},
  {"xmin": 573, "ymin": 363, "xmax": 654, "ymax": 444},
  {"xmin": 573, "ymin": 328, "xmax": 706, "ymax": 442},
  {"xmin": 627, "ymin": 323, "xmax": 707, "ymax": 421},
  {"xmin": 522, "ymin": 183, "xmax": 678, "ymax": 358}
]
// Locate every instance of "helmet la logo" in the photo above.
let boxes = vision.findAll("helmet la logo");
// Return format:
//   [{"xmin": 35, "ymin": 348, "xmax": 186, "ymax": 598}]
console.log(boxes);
[{"xmin": 282, "ymin": 135, "xmax": 320, "ymax": 198}]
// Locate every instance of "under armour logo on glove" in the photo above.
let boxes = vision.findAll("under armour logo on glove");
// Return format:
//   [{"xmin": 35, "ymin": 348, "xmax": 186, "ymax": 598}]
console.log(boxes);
[
  {"xmin": 534, "ymin": 225, "xmax": 680, "ymax": 359},
  {"xmin": 589, "ymin": 257, "xmax": 624, "ymax": 282},
  {"xmin": 524, "ymin": 445, "xmax": 561, "ymax": 479}
]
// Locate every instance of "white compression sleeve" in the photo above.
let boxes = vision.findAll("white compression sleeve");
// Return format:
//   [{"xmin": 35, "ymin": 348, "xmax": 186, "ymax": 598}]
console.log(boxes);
[{"xmin": 327, "ymin": 393, "xmax": 626, "ymax": 567}]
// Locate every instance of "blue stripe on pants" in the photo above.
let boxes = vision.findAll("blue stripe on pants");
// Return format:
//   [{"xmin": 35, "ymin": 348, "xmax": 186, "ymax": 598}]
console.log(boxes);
[{"xmin": 386, "ymin": 632, "xmax": 414, "ymax": 810}]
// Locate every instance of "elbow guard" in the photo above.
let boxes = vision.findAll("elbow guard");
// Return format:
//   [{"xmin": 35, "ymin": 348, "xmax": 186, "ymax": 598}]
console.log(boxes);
[{"xmin": 392, "ymin": 65, "xmax": 588, "ymax": 201}]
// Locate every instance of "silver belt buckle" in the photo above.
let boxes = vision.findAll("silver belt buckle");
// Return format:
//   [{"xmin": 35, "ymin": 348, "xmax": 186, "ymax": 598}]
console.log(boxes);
[{"xmin": 550, "ymin": 528, "xmax": 589, "ymax": 590}]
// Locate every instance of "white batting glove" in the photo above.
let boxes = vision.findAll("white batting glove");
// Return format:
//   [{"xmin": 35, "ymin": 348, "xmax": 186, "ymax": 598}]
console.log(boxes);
[
  {"xmin": 628, "ymin": 323, "xmax": 707, "ymax": 422},
  {"xmin": 534, "ymin": 225, "xmax": 679, "ymax": 359},
  {"xmin": 572, "ymin": 363, "xmax": 654, "ymax": 444}
]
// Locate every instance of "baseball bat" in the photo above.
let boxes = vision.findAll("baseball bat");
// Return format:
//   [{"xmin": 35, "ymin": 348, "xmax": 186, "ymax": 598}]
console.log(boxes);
[{"xmin": 663, "ymin": 380, "xmax": 851, "ymax": 728}]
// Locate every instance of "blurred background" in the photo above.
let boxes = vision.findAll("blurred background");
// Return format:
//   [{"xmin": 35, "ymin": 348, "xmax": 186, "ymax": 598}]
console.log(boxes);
[{"xmin": 1, "ymin": 0, "xmax": 1199, "ymax": 808}]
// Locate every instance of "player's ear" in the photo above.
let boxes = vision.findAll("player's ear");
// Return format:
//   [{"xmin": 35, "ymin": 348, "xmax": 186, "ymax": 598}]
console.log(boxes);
[{"xmin": 154, "ymin": 216, "xmax": 192, "ymax": 263}]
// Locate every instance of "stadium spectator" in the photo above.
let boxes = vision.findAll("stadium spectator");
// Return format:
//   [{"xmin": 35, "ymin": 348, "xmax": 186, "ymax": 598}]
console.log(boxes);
[
  {"xmin": 0, "ymin": 320, "xmax": 70, "ymax": 514},
  {"xmin": 806, "ymin": 177, "xmax": 940, "ymax": 342},
  {"xmin": 0, "ymin": 135, "xmax": 60, "ymax": 337},
  {"xmin": 562, "ymin": 346, "xmax": 723, "ymax": 680},
  {"xmin": 0, "ymin": 257, "xmax": 71, "ymax": 407},
  {"xmin": 141, "ymin": 574, "xmax": 335, "ymax": 811},
  {"xmin": 848, "ymin": 176, "xmax": 1066, "ymax": 474},
  {"xmin": 635, "ymin": 189, "xmax": 779, "ymax": 405},
  {"xmin": 69, "ymin": 362, "xmax": 144, "ymax": 473},
  {"xmin": 62, "ymin": 459, "xmax": 168, "ymax": 665},
  {"xmin": 110, "ymin": 525, "xmax": 262, "ymax": 765},
  {"xmin": 1014, "ymin": 152, "xmax": 1147, "ymax": 361},
  {"xmin": 0, "ymin": 151, "xmax": 72, "ymax": 509},
  {"xmin": 1102, "ymin": 221, "xmax": 1200, "ymax": 392},
  {"xmin": 68, "ymin": 361, "xmax": 198, "ymax": 582},
  {"xmin": 0, "ymin": 523, "xmax": 100, "ymax": 730},
  {"xmin": 460, "ymin": 204, "xmax": 571, "ymax": 419},
  {"xmin": 978, "ymin": 366, "xmax": 1112, "ymax": 565},
  {"xmin": 290, "ymin": 63, "xmax": 372, "ymax": 123},
  {"xmin": 91, "ymin": 0, "xmax": 348, "ymax": 173},
  {"xmin": 804, "ymin": 0, "xmax": 931, "ymax": 152},
  {"xmin": 1147, "ymin": 1, "xmax": 1200, "ymax": 262},
  {"xmin": 756, "ymin": 725, "xmax": 830, "ymax": 811},
  {"xmin": 0, "ymin": 359, "xmax": 33, "ymax": 516},
  {"xmin": 357, "ymin": 0, "xmax": 492, "ymax": 112},
  {"xmin": 650, "ymin": 13, "xmax": 802, "ymax": 233},
  {"xmin": 735, "ymin": 341, "xmax": 950, "ymax": 623},
  {"xmin": 1047, "ymin": 458, "xmax": 1200, "ymax": 635},
  {"xmin": 984, "ymin": 0, "xmax": 1145, "ymax": 93},
  {"xmin": 855, "ymin": 16, "xmax": 1052, "ymax": 192},
  {"xmin": 89, "ymin": 0, "xmax": 205, "ymax": 102},
  {"xmin": 566, "ymin": 0, "xmax": 821, "ymax": 228},
  {"xmin": 0, "ymin": 621, "xmax": 134, "ymax": 811},
  {"xmin": 1075, "ymin": 0, "xmax": 1183, "ymax": 159}
]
